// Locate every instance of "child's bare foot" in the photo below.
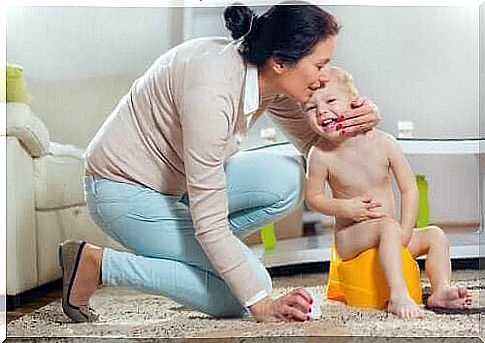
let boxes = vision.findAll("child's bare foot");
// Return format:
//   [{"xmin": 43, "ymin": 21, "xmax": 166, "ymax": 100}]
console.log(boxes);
[
  {"xmin": 388, "ymin": 295, "xmax": 425, "ymax": 319},
  {"xmin": 427, "ymin": 287, "xmax": 472, "ymax": 309}
]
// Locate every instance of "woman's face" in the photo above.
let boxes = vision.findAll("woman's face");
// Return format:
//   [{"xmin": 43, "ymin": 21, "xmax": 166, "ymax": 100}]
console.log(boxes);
[{"xmin": 276, "ymin": 36, "xmax": 337, "ymax": 103}]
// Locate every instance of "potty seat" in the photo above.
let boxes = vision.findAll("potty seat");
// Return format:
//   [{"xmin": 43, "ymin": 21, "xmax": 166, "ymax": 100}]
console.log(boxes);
[{"xmin": 326, "ymin": 244, "xmax": 422, "ymax": 309}]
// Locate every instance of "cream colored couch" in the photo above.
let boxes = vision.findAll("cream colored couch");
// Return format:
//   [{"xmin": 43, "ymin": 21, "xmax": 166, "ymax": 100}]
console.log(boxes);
[{"xmin": 6, "ymin": 102, "xmax": 124, "ymax": 302}]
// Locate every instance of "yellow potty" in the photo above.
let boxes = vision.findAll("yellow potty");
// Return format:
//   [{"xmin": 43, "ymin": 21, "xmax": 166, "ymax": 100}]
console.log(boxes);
[{"xmin": 326, "ymin": 245, "xmax": 422, "ymax": 309}]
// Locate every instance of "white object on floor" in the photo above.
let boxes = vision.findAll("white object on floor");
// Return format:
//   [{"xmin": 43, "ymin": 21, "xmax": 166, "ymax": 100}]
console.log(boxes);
[{"xmin": 308, "ymin": 289, "xmax": 322, "ymax": 320}]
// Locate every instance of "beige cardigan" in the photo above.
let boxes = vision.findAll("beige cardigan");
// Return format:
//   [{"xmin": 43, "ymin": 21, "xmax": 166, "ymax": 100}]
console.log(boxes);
[{"xmin": 85, "ymin": 37, "xmax": 320, "ymax": 306}]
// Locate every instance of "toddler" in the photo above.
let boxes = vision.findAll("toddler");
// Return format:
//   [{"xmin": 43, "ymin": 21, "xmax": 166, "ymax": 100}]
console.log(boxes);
[{"xmin": 304, "ymin": 66, "xmax": 472, "ymax": 318}]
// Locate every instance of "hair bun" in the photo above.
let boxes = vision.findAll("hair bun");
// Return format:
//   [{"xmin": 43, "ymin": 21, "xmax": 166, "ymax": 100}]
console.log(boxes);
[{"xmin": 223, "ymin": 3, "xmax": 256, "ymax": 40}]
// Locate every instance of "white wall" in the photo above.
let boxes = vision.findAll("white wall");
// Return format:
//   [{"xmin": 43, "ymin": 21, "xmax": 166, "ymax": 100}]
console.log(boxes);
[
  {"xmin": 7, "ymin": 7, "xmax": 181, "ymax": 81},
  {"xmin": 28, "ymin": 76, "xmax": 134, "ymax": 147},
  {"xmin": 481, "ymin": 3, "xmax": 485, "ymax": 139},
  {"xmin": 480, "ymin": 3, "xmax": 484, "ymax": 226},
  {"xmin": 6, "ymin": 5, "xmax": 481, "ymax": 224},
  {"xmin": 329, "ymin": 6, "xmax": 480, "ymax": 224},
  {"xmin": 330, "ymin": 6, "xmax": 478, "ymax": 138},
  {"xmin": 7, "ymin": 6, "xmax": 184, "ymax": 146},
  {"xmin": 329, "ymin": 6, "xmax": 479, "ymax": 224}
]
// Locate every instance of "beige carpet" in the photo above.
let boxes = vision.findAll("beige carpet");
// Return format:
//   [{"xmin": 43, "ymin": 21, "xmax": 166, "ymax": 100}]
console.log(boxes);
[{"xmin": 7, "ymin": 270, "xmax": 484, "ymax": 340}]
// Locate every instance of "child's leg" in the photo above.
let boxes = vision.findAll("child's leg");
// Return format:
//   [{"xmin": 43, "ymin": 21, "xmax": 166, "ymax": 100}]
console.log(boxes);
[
  {"xmin": 407, "ymin": 226, "xmax": 472, "ymax": 309},
  {"xmin": 335, "ymin": 218, "xmax": 424, "ymax": 318}
]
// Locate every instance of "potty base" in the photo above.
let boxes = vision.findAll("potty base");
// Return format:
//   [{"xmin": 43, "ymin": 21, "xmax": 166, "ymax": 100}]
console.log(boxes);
[{"xmin": 326, "ymin": 245, "xmax": 422, "ymax": 309}]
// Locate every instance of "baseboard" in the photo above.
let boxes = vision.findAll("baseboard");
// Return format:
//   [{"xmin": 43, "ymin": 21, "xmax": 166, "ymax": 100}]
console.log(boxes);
[
  {"xmin": 7, "ymin": 279, "xmax": 62, "ymax": 311},
  {"xmin": 269, "ymin": 261, "xmax": 330, "ymax": 277},
  {"xmin": 268, "ymin": 257, "xmax": 482, "ymax": 278}
]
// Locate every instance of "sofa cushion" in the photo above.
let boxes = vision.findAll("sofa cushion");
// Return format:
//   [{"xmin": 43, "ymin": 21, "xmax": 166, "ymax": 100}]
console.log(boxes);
[
  {"xmin": 6, "ymin": 103, "xmax": 50, "ymax": 158},
  {"xmin": 34, "ymin": 154, "xmax": 86, "ymax": 210}
]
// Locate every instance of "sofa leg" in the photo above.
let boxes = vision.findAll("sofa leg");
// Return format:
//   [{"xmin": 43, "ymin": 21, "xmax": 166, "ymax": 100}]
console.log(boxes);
[
  {"xmin": 6, "ymin": 295, "xmax": 21, "ymax": 311},
  {"xmin": 7, "ymin": 279, "xmax": 62, "ymax": 311}
]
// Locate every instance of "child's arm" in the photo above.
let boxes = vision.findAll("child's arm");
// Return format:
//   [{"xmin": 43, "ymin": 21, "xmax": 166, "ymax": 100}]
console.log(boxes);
[
  {"xmin": 305, "ymin": 147, "xmax": 335, "ymax": 215},
  {"xmin": 305, "ymin": 147, "xmax": 385, "ymax": 221},
  {"xmin": 386, "ymin": 135, "xmax": 419, "ymax": 246}
]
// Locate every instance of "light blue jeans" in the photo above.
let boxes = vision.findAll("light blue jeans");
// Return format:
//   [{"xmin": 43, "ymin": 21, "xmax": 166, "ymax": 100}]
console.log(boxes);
[{"xmin": 84, "ymin": 150, "xmax": 303, "ymax": 318}]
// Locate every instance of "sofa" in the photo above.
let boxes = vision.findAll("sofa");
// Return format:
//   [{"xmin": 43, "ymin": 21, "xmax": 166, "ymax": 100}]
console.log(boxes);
[{"xmin": 5, "ymin": 102, "xmax": 124, "ymax": 307}]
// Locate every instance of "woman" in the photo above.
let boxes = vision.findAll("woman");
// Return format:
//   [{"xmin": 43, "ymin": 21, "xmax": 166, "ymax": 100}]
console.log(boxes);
[{"xmin": 59, "ymin": 1, "xmax": 379, "ymax": 323}]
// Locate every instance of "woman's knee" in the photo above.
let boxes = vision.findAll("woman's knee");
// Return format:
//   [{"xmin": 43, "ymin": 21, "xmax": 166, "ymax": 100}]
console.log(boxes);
[
  {"xmin": 263, "ymin": 154, "xmax": 304, "ymax": 211},
  {"xmin": 226, "ymin": 151, "xmax": 303, "ymax": 214}
]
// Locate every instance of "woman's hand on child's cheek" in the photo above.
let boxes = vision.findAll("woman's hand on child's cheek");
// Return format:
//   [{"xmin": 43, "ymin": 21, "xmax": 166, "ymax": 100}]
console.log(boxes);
[
  {"xmin": 350, "ymin": 97, "xmax": 365, "ymax": 109},
  {"xmin": 340, "ymin": 97, "xmax": 380, "ymax": 134}
]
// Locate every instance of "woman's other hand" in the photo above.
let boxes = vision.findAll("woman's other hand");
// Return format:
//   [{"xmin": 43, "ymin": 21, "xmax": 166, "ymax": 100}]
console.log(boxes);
[
  {"xmin": 339, "ymin": 97, "xmax": 380, "ymax": 135},
  {"xmin": 339, "ymin": 195, "xmax": 387, "ymax": 222},
  {"xmin": 248, "ymin": 288, "xmax": 312, "ymax": 322}
]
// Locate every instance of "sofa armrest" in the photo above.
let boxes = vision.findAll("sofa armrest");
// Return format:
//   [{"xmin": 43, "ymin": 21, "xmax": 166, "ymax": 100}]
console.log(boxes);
[
  {"xmin": 6, "ymin": 103, "xmax": 50, "ymax": 158},
  {"xmin": 34, "ymin": 155, "xmax": 86, "ymax": 210}
]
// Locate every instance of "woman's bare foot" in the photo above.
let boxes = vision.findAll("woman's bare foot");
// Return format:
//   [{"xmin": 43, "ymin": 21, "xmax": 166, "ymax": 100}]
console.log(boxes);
[
  {"xmin": 388, "ymin": 295, "xmax": 425, "ymax": 319},
  {"xmin": 69, "ymin": 244, "xmax": 103, "ymax": 306},
  {"xmin": 427, "ymin": 286, "xmax": 472, "ymax": 309}
]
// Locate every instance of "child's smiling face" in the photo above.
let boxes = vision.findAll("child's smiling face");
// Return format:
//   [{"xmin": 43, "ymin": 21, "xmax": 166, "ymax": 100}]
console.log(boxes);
[
  {"xmin": 304, "ymin": 79, "xmax": 353, "ymax": 138},
  {"xmin": 303, "ymin": 67, "xmax": 357, "ymax": 139}
]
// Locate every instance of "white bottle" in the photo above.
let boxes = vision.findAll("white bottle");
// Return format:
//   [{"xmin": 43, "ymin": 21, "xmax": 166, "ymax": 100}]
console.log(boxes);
[
  {"xmin": 397, "ymin": 120, "xmax": 414, "ymax": 138},
  {"xmin": 260, "ymin": 127, "xmax": 277, "ymax": 145}
]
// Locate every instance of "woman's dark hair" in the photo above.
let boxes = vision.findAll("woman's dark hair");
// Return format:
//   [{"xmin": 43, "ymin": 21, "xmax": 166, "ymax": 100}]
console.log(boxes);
[{"xmin": 223, "ymin": 1, "xmax": 340, "ymax": 67}]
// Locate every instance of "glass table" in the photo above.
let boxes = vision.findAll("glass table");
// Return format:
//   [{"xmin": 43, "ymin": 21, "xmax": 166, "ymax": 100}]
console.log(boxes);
[{"xmin": 246, "ymin": 137, "xmax": 485, "ymax": 267}]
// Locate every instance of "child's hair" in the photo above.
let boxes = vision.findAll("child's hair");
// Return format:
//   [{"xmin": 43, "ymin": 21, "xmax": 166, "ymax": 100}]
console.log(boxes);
[{"xmin": 326, "ymin": 66, "xmax": 360, "ymax": 98}]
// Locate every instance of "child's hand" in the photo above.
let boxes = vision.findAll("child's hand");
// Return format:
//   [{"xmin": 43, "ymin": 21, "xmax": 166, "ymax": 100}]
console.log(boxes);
[{"xmin": 339, "ymin": 195, "xmax": 387, "ymax": 222}]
